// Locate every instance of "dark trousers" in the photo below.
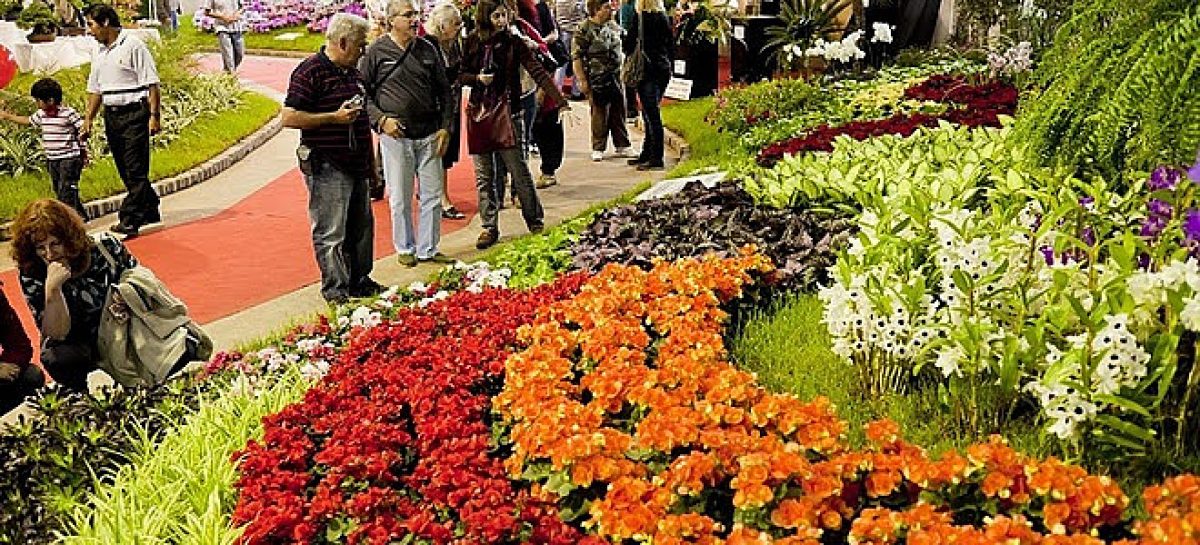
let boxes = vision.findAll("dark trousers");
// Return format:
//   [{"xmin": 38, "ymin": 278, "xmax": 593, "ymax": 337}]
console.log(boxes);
[
  {"xmin": 588, "ymin": 88, "xmax": 631, "ymax": 152},
  {"xmin": 532, "ymin": 112, "xmax": 564, "ymax": 175},
  {"xmin": 636, "ymin": 79, "xmax": 666, "ymax": 164},
  {"xmin": 473, "ymin": 147, "xmax": 543, "ymax": 233},
  {"xmin": 625, "ymin": 84, "xmax": 640, "ymax": 117},
  {"xmin": 493, "ymin": 109, "xmax": 529, "ymax": 205},
  {"xmin": 47, "ymin": 156, "xmax": 86, "ymax": 220},
  {"xmin": 41, "ymin": 340, "xmax": 97, "ymax": 393},
  {"xmin": 0, "ymin": 364, "xmax": 45, "ymax": 414},
  {"xmin": 104, "ymin": 102, "xmax": 160, "ymax": 227}
]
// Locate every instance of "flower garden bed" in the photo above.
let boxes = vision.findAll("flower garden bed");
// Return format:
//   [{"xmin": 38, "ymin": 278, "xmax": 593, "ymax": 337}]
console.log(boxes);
[{"xmin": 7, "ymin": 1, "xmax": 1200, "ymax": 542}]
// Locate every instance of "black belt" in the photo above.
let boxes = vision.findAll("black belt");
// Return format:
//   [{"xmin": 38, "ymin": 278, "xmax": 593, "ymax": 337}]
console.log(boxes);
[{"xmin": 104, "ymin": 100, "xmax": 147, "ymax": 113}]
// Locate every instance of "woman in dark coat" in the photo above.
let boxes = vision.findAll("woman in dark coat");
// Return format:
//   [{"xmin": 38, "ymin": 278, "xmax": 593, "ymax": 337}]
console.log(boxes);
[
  {"xmin": 623, "ymin": 0, "xmax": 672, "ymax": 170},
  {"xmin": 460, "ymin": 0, "xmax": 571, "ymax": 249}
]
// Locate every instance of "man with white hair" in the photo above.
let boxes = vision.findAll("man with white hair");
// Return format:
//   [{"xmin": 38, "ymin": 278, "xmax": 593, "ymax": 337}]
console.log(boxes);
[
  {"xmin": 282, "ymin": 12, "xmax": 382, "ymax": 304},
  {"xmin": 360, "ymin": 0, "xmax": 455, "ymax": 266}
]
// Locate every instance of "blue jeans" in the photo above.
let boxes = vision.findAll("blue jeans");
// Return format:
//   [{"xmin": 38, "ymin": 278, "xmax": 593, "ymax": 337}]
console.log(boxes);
[
  {"xmin": 379, "ymin": 132, "xmax": 443, "ymax": 259},
  {"xmin": 217, "ymin": 31, "xmax": 245, "ymax": 73},
  {"xmin": 302, "ymin": 160, "xmax": 375, "ymax": 301},
  {"xmin": 473, "ymin": 147, "xmax": 543, "ymax": 233},
  {"xmin": 636, "ymin": 79, "xmax": 665, "ymax": 164}
]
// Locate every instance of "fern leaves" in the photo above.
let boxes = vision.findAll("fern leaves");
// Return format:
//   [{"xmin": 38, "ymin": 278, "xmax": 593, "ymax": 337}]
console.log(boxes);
[{"xmin": 1014, "ymin": 0, "xmax": 1200, "ymax": 180}]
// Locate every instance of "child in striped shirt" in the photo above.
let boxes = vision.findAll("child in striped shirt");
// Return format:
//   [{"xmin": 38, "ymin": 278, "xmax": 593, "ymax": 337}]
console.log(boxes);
[{"xmin": 0, "ymin": 78, "xmax": 89, "ymax": 220}]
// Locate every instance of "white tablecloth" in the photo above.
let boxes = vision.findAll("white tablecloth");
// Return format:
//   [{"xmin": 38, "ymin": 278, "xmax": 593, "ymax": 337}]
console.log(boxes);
[{"xmin": 0, "ymin": 24, "xmax": 160, "ymax": 75}]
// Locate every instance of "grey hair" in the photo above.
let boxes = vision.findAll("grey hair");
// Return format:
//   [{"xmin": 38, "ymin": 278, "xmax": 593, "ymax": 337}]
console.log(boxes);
[
  {"xmin": 325, "ymin": 12, "xmax": 370, "ymax": 43},
  {"xmin": 425, "ymin": 1, "xmax": 462, "ymax": 35},
  {"xmin": 385, "ymin": 0, "xmax": 421, "ymax": 19}
]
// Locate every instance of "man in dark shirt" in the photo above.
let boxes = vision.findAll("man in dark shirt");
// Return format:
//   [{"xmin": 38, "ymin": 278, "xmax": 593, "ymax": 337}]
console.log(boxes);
[
  {"xmin": 283, "ymin": 12, "xmax": 382, "ymax": 304},
  {"xmin": 360, "ymin": 0, "xmax": 455, "ymax": 267},
  {"xmin": 0, "ymin": 286, "xmax": 43, "ymax": 415}
]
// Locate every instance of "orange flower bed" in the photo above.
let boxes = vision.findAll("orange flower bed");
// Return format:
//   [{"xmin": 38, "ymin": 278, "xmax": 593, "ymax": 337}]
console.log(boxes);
[{"xmin": 494, "ymin": 250, "xmax": 1200, "ymax": 544}]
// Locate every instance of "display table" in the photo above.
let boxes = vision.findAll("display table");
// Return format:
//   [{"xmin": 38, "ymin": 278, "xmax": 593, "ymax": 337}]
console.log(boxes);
[{"xmin": 0, "ymin": 23, "xmax": 160, "ymax": 74}]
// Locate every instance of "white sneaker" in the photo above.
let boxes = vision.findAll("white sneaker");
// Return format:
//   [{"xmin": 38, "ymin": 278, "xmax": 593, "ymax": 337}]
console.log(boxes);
[
  {"xmin": 591, "ymin": 151, "xmax": 604, "ymax": 161},
  {"xmin": 614, "ymin": 147, "xmax": 635, "ymax": 158}
]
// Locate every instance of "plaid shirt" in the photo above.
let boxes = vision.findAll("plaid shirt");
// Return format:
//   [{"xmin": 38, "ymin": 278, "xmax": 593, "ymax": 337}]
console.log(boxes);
[{"xmin": 285, "ymin": 48, "xmax": 373, "ymax": 176}]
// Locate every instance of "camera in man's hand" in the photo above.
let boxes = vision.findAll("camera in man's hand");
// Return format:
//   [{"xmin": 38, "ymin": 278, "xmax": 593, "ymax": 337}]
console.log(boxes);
[{"xmin": 343, "ymin": 94, "xmax": 365, "ymax": 110}]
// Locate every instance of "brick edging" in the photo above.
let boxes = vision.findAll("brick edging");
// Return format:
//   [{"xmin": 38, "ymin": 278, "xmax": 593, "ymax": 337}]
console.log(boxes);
[{"xmin": 0, "ymin": 115, "xmax": 283, "ymax": 241}]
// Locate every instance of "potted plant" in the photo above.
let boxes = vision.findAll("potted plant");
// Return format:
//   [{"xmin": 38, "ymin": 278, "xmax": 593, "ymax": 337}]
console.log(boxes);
[
  {"xmin": 0, "ymin": 0, "xmax": 22, "ymax": 21},
  {"xmin": 673, "ymin": 0, "xmax": 731, "ymax": 98},
  {"xmin": 18, "ymin": 2, "xmax": 59, "ymax": 42},
  {"xmin": 763, "ymin": 0, "xmax": 853, "ymax": 79}
]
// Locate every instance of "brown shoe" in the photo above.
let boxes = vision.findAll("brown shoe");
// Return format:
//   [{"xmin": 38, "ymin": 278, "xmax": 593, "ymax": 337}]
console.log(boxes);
[{"xmin": 476, "ymin": 229, "xmax": 499, "ymax": 249}]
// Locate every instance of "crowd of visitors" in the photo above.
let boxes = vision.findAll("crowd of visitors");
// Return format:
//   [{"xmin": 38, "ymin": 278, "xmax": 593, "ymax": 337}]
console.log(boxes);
[{"xmin": 0, "ymin": 0, "xmax": 675, "ymax": 413}]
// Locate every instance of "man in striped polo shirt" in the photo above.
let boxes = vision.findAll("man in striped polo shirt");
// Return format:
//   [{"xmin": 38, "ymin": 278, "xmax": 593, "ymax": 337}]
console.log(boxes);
[
  {"xmin": 82, "ymin": 4, "xmax": 162, "ymax": 238},
  {"xmin": 283, "ymin": 13, "xmax": 383, "ymax": 304},
  {"xmin": 0, "ymin": 78, "xmax": 88, "ymax": 219}
]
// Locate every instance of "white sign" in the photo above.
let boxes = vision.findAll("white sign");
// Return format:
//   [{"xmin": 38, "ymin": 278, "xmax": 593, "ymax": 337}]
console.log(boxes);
[
  {"xmin": 673, "ymin": 59, "xmax": 687, "ymax": 75},
  {"xmin": 733, "ymin": 25, "xmax": 745, "ymax": 40},
  {"xmin": 664, "ymin": 77, "xmax": 693, "ymax": 101},
  {"xmin": 637, "ymin": 172, "xmax": 728, "ymax": 202}
]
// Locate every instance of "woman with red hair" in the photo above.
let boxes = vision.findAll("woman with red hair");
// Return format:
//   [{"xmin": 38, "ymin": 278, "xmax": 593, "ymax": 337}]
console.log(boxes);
[{"xmin": 9, "ymin": 199, "xmax": 137, "ymax": 391}]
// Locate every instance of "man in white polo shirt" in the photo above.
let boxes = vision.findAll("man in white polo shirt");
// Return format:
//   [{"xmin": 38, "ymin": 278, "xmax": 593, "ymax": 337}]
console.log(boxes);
[
  {"xmin": 81, "ymin": 4, "xmax": 162, "ymax": 238},
  {"xmin": 203, "ymin": 0, "xmax": 247, "ymax": 73}
]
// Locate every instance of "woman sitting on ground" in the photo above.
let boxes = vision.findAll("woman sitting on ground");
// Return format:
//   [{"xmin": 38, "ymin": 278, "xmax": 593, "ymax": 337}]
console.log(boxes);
[
  {"xmin": 0, "ymin": 286, "xmax": 44, "ymax": 414},
  {"xmin": 10, "ymin": 199, "xmax": 138, "ymax": 392}
]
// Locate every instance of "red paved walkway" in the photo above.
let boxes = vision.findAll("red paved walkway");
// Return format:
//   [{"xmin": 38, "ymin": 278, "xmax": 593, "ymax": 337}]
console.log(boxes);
[{"xmin": 2, "ymin": 54, "xmax": 479, "ymax": 349}]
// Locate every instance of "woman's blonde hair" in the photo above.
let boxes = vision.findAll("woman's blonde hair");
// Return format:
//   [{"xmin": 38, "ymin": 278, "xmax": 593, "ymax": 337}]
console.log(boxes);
[{"xmin": 637, "ymin": 0, "xmax": 665, "ymax": 11}]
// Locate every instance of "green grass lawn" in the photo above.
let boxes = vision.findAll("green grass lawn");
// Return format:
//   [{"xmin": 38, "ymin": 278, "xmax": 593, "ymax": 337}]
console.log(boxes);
[
  {"xmin": 0, "ymin": 92, "xmax": 279, "ymax": 222},
  {"xmin": 661, "ymin": 98, "xmax": 755, "ymax": 178},
  {"xmin": 177, "ymin": 18, "xmax": 324, "ymax": 54},
  {"xmin": 730, "ymin": 293, "xmax": 1053, "ymax": 458}
]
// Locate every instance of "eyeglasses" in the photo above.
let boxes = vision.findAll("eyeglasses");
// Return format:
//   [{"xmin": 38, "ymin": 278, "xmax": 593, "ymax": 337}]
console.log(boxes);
[{"xmin": 396, "ymin": 10, "xmax": 421, "ymax": 19}]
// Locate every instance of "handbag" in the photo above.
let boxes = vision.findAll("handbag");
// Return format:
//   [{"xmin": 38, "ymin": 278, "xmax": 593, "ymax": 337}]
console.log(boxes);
[
  {"xmin": 466, "ymin": 45, "xmax": 518, "ymax": 154},
  {"xmin": 93, "ymin": 234, "xmax": 213, "ymax": 387},
  {"xmin": 622, "ymin": 11, "xmax": 647, "ymax": 86},
  {"xmin": 547, "ymin": 38, "xmax": 570, "ymax": 68}
]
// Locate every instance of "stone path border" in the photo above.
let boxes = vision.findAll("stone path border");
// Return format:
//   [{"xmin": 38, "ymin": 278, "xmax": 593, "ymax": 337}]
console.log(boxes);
[{"xmin": 0, "ymin": 115, "xmax": 282, "ymax": 241}]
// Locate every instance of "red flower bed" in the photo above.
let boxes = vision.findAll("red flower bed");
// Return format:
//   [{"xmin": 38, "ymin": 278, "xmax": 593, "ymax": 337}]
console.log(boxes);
[
  {"xmin": 757, "ymin": 76, "xmax": 1019, "ymax": 167},
  {"xmin": 231, "ymin": 274, "xmax": 605, "ymax": 545}
]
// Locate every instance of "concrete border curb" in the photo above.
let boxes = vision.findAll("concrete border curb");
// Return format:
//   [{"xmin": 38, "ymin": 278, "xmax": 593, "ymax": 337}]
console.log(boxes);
[
  {"xmin": 0, "ymin": 115, "xmax": 283, "ymax": 240},
  {"xmin": 631, "ymin": 117, "xmax": 691, "ymax": 163}
]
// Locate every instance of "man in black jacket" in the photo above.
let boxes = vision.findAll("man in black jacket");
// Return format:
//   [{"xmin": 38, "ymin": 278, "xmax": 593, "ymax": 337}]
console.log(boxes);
[{"xmin": 360, "ymin": 0, "xmax": 456, "ymax": 267}]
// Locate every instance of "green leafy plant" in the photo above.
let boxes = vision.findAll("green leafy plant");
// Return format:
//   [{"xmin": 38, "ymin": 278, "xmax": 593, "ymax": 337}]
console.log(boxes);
[
  {"xmin": 17, "ymin": 1, "xmax": 57, "ymax": 34},
  {"xmin": 1013, "ymin": 0, "xmax": 1200, "ymax": 181},
  {"xmin": 746, "ymin": 123, "xmax": 1021, "ymax": 210}
]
